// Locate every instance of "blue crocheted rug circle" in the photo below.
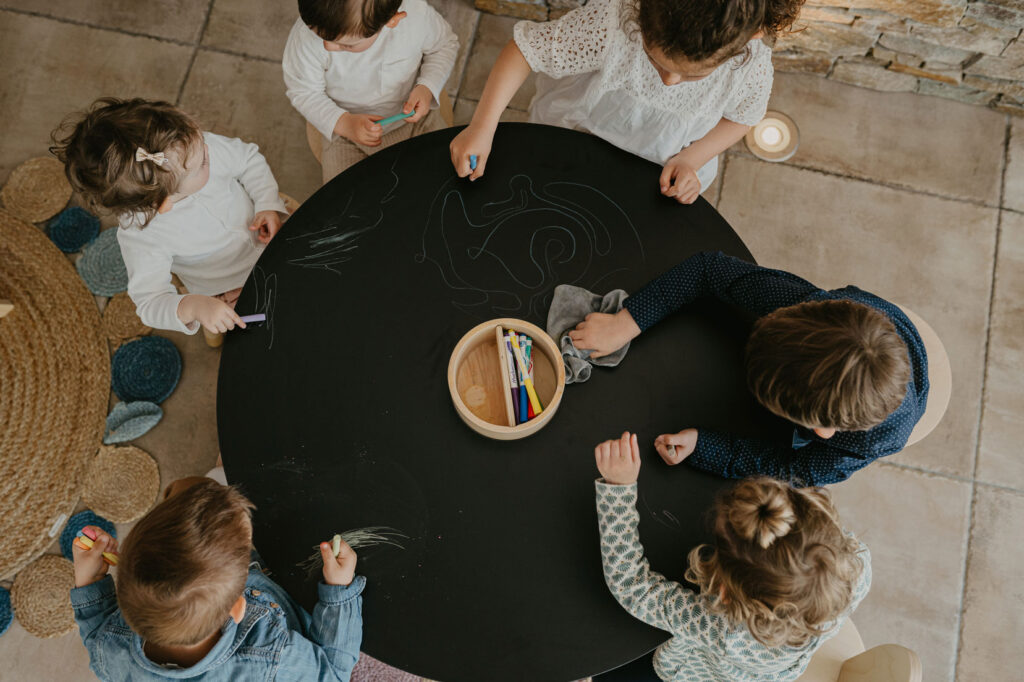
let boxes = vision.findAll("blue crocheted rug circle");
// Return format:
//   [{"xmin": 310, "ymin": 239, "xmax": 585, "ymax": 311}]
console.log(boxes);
[
  {"xmin": 59, "ymin": 510, "xmax": 118, "ymax": 560},
  {"xmin": 76, "ymin": 227, "xmax": 128, "ymax": 296},
  {"xmin": 104, "ymin": 401, "xmax": 163, "ymax": 444},
  {"xmin": 48, "ymin": 207, "xmax": 100, "ymax": 253},
  {"xmin": 0, "ymin": 586, "xmax": 10, "ymax": 637},
  {"xmin": 111, "ymin": 336, "xmax": 181, "ymax": 404}
]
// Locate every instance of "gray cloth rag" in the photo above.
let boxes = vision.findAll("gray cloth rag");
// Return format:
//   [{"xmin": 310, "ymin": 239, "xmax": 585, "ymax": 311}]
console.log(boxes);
[{"xmin": 546, "ymin": 284, "xmax": 630, "ymax": 384}]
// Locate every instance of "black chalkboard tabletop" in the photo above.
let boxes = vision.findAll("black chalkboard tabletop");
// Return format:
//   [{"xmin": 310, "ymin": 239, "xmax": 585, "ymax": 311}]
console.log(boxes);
[{"xmin": 218, "ymin": 123, "xmax": 786, "ymax": 681}]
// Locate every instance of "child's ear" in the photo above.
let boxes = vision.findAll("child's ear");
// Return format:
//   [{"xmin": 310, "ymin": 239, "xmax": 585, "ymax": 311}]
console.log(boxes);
[
  {"xmin": 157, "ymin": 196, "xmax": 174, "ymax": 214},
  {"xmin": 385, "ymin": 11, "xmax": 407, "ymax": 28},
  {"xmin": 229, "ymin": 595, "xmax": 246, "ymax": 624}
]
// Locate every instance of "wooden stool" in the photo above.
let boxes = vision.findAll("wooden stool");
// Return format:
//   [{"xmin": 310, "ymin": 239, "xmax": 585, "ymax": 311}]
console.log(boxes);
[
  {"xmin": 305, "ymin": 89, "xmax": 456, "ymax": 165},
  {"xmin": 201, "ymin": 192, "xmax": 299, "ymax": 349},
  {"xmin": 895, "ymin": 305, "xmax": 952, "ymax": 447},
  {"xmin": 796, "ymin": 620, "xmax": 922, "ymax": 682}
]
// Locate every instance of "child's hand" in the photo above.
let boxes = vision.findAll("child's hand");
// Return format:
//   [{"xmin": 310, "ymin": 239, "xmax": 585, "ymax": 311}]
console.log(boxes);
[
  {"xmin": 654, "ymin": 429, "xmax": 698, "ymax": 465},
  {"xmin": 320, "ymin": 538, "xmax": 358, "ymax": 587},
  {"xmin": 178, "ymin": 294, "xmax": 246, "ymax": 334},
  {"xmin": 595, "ymin": 431, "xmax": 641, "ymax": 485},
  {"xmin": 449, "ymin": 123, "xmax": 493, "ymax": 181},
  {"xmin": 72, "ymin": 526, "xmax": 117, "ymax": 588},
  {"xmin": 402, "ymin": 84, "xmax": 434, "ymax": 123},
  {"xmin": 336, "ymin": 113, "xmax": 384, "ymax": 147},
  {"xmin": 660, "ymin": 154, "xmax": 701, "ymax": 204},
  {"xmin": 568, "ymin": 309, "xmax": 641, "ymax": 359},
  {"xmin": 249, "ymin": 210, "xmax": 287, "ymax": 244}
]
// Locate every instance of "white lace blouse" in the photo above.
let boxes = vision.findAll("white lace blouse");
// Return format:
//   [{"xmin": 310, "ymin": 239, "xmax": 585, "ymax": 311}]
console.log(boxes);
[{"xmin": 514, "ymin": 0, "xmax": 773, "ymax": 190}]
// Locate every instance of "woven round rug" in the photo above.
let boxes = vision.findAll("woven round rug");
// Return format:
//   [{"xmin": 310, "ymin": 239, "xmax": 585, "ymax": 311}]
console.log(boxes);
[
  {"xmin": 0, "ymin": 157, "xmax": 71, "ymax": 223},
  {"xmin": 104, "ymin": 401, "xmax": 163, "ymax": 444},
  {"xmin": 11, "ymin": 555, "xmax": 76, "ymax": 638},
  {"xmin": 58, "ymin": 510, "xmax": 117, "ymax": 560},
  {"xmin": 80, "ymin": 445, "xmax": 160, "ymax": 523},
  {"xmin": 111, "ymin": 336, "xmax": 181, "ymax": 404},
  {"xmin": 76, "ymin": 227, "xmax": 128, "ymax": 296},
  {"xmin": 0, "ymin": 210, "xmax": 109, "ymax": 580},
  {"xmin": 102, "ymin": 292, "xmax": 151, "ymax": 350},
  {"xmin": 47, "ymin": 206, "xmax": 100, "ymax": 253},
  {"xmin": 0, "ymin": 586, "xmax": 11, "ymax": 637}
]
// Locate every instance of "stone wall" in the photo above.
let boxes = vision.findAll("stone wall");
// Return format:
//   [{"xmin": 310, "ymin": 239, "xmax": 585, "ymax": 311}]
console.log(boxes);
[{"xmin": 473, "ymin": 0, "xmax": 1024, "ymax": 114}]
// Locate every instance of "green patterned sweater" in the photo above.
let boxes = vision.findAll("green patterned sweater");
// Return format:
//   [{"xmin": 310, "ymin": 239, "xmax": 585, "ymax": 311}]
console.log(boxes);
[{"xmin": 595, "ymin": 481, "xmax": 871, "ymax": 682}]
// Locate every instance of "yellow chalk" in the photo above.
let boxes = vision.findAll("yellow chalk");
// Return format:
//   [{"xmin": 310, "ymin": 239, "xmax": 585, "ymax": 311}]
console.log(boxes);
[
  {"xmin": 73, "ymin": 534, "xmax": 119, "ymax": 565},
  {"xmin": 508, "ymin": 331, "xmax": 543, "ymax": 416}
]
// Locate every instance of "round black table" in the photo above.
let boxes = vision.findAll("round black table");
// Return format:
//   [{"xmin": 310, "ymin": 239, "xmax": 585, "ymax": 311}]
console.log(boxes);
[{"xmin": 218, "ymin": 123, "xmax": 785, "ymax": 681}]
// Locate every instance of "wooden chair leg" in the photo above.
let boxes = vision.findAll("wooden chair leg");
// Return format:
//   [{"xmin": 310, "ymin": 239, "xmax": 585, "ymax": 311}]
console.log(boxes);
[
  {"xmin": 439, "ymin": 89, "xmax": 455, "ymax": 127},
  {"xmin": 203, "ymin": 327, "xmax": 223, "ymax": 348}
]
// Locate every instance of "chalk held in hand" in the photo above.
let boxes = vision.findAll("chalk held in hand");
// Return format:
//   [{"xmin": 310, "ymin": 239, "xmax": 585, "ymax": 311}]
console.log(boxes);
[
  {"xmin": 73, "ymin": 531, "xmax": 119, "ymax": 566},
  {"xmin": 376, "ymin": 111, "xmax": 415, "ymax": 126},
  {"xmin": 470, "ymin": 155, "xmax": 478, "ymax": 171},
  {"xmin": 239, "ymin": 313, "xmax": 266, "ymax": 324}
]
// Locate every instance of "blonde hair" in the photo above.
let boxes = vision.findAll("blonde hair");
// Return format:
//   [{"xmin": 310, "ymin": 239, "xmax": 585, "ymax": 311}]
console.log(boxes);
[
  {"xmin": 50, "ymin": 97, "xmax": 203, "ymax": 226},
  {"xmin": 685, "ymin": 478, "xmax": 863, "ymax": 648},
  {"xmin": 116, "ymin": 479, "xmax": 255, "ymax": 646},
  {"xmin": 745, "ymin": 299, "xmax": 911, "ymax": 431}
]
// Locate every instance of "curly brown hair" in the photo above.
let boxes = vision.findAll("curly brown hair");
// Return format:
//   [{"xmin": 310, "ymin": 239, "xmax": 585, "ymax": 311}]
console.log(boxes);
[
  {"xmin": 50, "ymin": 97, "xmax": 203, "ymax": 226},
  {"xmin": 625, "ymin": 0, "xmax": 806, "ymax": 64},
  {"xmin": 686, "ymin": 477, "xmax": 865, "ymax": 648}
]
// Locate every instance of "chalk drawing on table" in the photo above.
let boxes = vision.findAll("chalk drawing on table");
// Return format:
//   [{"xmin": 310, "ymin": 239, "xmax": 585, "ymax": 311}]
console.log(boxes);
[
  {"xmin": 285, "ymin": 158, "xmax": 401, "ymax": 274},
  {"xmin": 640, "ymin": 492, "xmax": 682, "ymax": 533},
  {"xmin": 416, "ymin": 174, "xmax": 644, "ymax": 317},
  {"xmin": 250, "ymin": 264, "xmax": 277, "ymax": 350}
]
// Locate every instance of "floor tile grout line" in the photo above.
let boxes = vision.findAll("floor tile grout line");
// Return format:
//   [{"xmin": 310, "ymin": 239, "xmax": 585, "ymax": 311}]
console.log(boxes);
[
  {"xmin": 725, "ymin": 148, "xmax": 1004, "ymax": 212},
  {"xmin": 176, "ymin": 0, "xmax": 218, "ymax": 107},
  {"xmin": 715, "ymin": 154, "xmax": 729, "ymax": 210},
  {"xmin": 877, "ymin": 461, "xmax": 1024, "ymax": 494},
  {"xmin": 0, "ymin": 6, "xmax": 196, "ymax": 47},
  {"xmin": 952, "ymin": 113, "xmax": 1013, "ymax": 679},
  {"xmin": 0, "ymin": 7, "xmax": 281, "ymax": 66},
  {"xmin": 453, "ymin": 12, "xmax": 482, "ymax": 106}
]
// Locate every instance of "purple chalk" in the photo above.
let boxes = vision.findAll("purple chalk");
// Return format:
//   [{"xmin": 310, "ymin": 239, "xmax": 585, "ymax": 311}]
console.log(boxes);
[{"xmin": 239, "ymin": 313, "xmax": 266, "ymax": 323}]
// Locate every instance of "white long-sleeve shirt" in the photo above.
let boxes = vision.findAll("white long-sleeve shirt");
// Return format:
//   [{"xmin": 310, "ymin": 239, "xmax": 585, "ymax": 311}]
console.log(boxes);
[
  {"xmin": 116, "ymin": 132, "xmax": 287, "ymax": 334},
  {"xmin": 515, "ymin": 0, "xmax": 773, "ymax": 190},
  {"xmin": 282, "ymin": 0, "xmax": 458, "ymax": 141}
]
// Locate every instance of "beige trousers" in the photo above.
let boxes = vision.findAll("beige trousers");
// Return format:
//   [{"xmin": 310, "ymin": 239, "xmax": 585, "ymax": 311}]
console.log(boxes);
[{"xmin": 320, "ymin": 110, "xmax": 446, "ymax": 183}]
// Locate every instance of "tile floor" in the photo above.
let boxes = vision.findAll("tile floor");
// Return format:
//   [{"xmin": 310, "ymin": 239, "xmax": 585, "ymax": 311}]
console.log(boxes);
[{"xmin": 0, "ymin": 1, "xmax": 1021, "ymax": 680}]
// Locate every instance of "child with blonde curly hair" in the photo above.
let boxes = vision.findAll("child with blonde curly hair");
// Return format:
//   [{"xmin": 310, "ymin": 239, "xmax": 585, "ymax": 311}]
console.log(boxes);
[
  {"xmin": 593, "ymin": 432, "xmax": 870, "ymax": 681},
  {"xmin": 52, "ymin": 98, "xmax": 289, "ymax": 336}
]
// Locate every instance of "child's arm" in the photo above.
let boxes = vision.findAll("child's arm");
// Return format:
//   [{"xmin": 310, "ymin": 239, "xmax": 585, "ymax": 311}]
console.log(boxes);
[
  {"xmin": 402, "ymin": 1, "xmax": 459, "ymax": 122},
  {"xmin": 450, "ymin": 0, "xmax": 614, "ymax": 179},
  {"xmin": 69, "ymin": 527, "xmax": 119, "ymax": 679},
  {"xmin": 277, "ymin": 540, "xmax": 364, "ymax": 682},
  {"xmin": 661, "ymin": 119, "xmax": 751, "ymax": 204},
  {"xmin": 282, "ymin": 21, "xmax": 347, "ymax": 142},
  {"xmin": 683, "ymin": 429, "xmax": 882, "ymax": 487},
  {"xmin": 449, "ymin": 40, "xmax": 532, "ymax": 179},
  {"xmin": 210, "ymin": 133, "xmax": 289, "ymax": 242},
  {"xmin": 570, "ymin": 251, "xmax": 821, "ymax": 357},
  {"xmin": 593, "ymin": 434, "xmax": 720, "ymax": 643}
]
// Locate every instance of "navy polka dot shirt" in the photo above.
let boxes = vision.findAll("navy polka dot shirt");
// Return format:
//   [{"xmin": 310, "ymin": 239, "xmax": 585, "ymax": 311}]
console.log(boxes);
[{"xmin": 622, "ymin": 251, "xmax": 929, "ymax": 486}]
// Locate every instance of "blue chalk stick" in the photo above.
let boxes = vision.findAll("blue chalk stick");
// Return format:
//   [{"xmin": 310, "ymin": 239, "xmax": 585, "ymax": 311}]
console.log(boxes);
[
  {"xmin": 470, "ymin": 155, "xmax": 478, "ymax": 171},
  {"xmin": 376, "ymin": 111, "xmax": 415, "ymax": 126}
]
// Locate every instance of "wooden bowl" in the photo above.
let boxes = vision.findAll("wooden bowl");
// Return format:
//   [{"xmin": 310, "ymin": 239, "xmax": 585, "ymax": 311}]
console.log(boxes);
[{"xmin": 448, "ymin": 318, "xmax": 566, "ymax": 440}]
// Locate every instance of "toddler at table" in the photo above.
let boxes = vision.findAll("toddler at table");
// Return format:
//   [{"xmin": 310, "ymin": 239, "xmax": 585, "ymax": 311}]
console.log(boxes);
[
  {"xmin": 284, "ymin": 0, "xmax": 459, "ymax": 183},
  {"xmin": 450, "ymin": 0, "xmax": 804, "ymax": 203},
  {"xmin": 593, "ymin": 432, "xmax": 871, "ymax": 682},
  {"xmin": 70, "ymin": 477, "xmax": 364, "ymax": 681},
  {"xmin": 572, "ymin": 251, "xmax": 929, "ymax": 486},
  {"xmin": 52, "ymin": 98, "xmax": 288, "ymax": 338}
]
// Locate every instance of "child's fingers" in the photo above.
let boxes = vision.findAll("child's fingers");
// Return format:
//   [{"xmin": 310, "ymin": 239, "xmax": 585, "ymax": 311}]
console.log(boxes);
[
  {"xmin": 659, "ymin": 164, "xmax": 676, "ymax": 193},
  {"xmin": 469, "ymin": 154, "xmax": 486, "ymax": 181},
  {"xmin": 630, "ymin": 433, "xmax": 640, "ymax": 462},
  {"xmin": 619, "ymin": 431, "xmax": 631, "ymax": 456},
  {"xmin": 227, "ymin": 307, "xmax": 246, "ymax": 330}
]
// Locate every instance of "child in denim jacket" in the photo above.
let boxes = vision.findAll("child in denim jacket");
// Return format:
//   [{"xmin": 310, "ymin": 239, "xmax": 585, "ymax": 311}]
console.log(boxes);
[{"xmin": 70, "ymin": 477, "xmax": 363, "ymax": 681}]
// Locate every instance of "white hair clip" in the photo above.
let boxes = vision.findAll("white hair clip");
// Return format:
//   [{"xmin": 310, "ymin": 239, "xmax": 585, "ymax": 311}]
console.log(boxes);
[{"xmin": 135, "ymin": 147, "xmax": 167, "ymax": 166}]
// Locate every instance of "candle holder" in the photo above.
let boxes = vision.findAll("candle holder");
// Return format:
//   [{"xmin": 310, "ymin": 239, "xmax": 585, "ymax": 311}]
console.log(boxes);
[{"xmin": 744, "ymin": 111, "xmax": 799, "ymax": 162}]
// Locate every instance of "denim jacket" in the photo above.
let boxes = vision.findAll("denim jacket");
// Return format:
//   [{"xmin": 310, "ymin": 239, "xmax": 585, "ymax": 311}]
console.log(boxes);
[{"xmin": 70, "ymin": 562, "xmax": 364, "ymax": 681}]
